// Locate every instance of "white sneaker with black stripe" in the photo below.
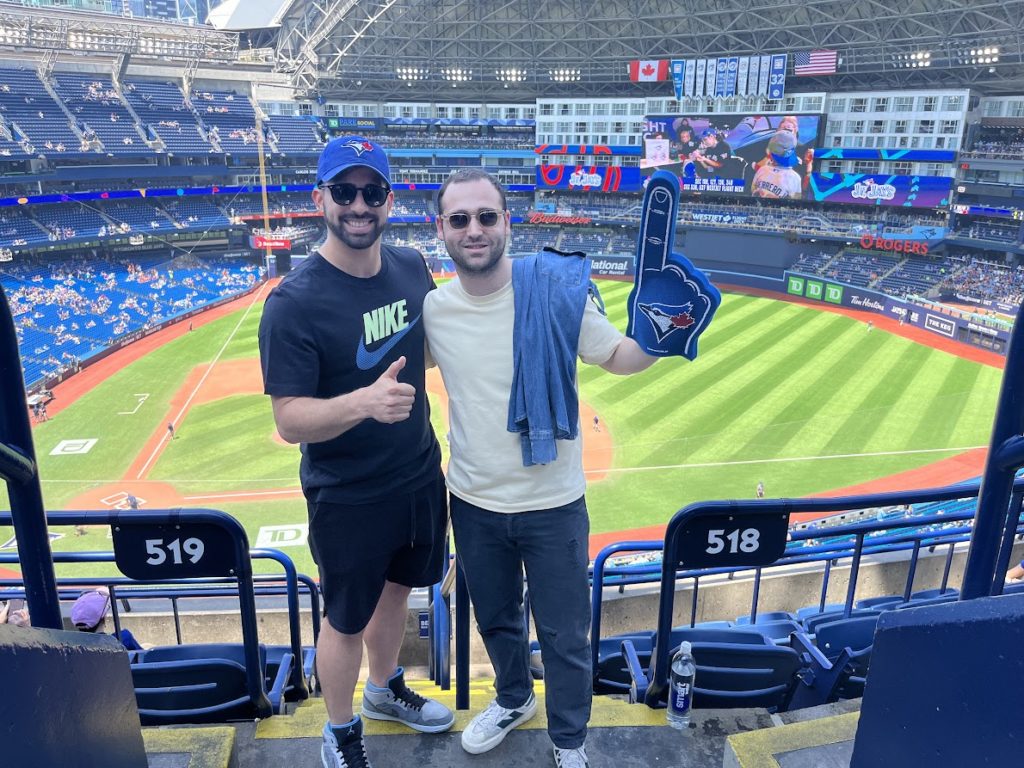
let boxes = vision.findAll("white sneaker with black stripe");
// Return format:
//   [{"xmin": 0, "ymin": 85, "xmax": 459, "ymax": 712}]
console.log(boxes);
[
  {"xmin": 460, "ymin": 691, "xmax": 537, "ymax": 754},
  {"xmin": 553, "ymin": 744, "xmax": 590, "ymax": 768}
]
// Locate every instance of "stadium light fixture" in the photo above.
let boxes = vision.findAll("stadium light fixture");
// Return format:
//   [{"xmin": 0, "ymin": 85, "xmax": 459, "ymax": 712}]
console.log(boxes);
[
  {"xmin": 441, "ymin": 67, "xmax": 473, "ymax": 82},
  {"xmin": 549, "ymin": 68, "xmax": 581, "ymax": 82},
  {"xmin": 396, "ymin": 66, "xmax": 429, "ymax": 81},
  {"xmin": 496, "ymin": 67, "xmax": 528, "ymax": 83}
]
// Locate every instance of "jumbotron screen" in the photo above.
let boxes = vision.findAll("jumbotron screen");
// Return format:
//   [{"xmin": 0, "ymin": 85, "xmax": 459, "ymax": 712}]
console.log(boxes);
[{"xmin": 641, "ymin": 113, "xmax": 823, "ymax": 199}]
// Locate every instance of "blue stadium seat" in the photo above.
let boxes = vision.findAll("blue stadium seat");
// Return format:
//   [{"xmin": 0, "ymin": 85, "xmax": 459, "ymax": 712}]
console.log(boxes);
[
  {"xmin": 910, "ymin": 587, "xmax": 958, "ymax": 600},
  {"xmin": 131, "ymin": 643, "xmax": 290, "ymax": 724},
  {"xmin": 621, "ymin": 639, "xmax": 803, "ymax": 712},
  {"xmin": 735, "ymin": 610, "xmax": 796, "ymax": 625},
  {"xmin": 855, "ymin": 595, "xmax": 904, "ymax": 610},
  {"xmin": 802, "ymin": 608, "xmax": 881, "ymax": 635},
  {"xmin": 795, "ymin": 603, "xmax": 845, "ymax": 621}
]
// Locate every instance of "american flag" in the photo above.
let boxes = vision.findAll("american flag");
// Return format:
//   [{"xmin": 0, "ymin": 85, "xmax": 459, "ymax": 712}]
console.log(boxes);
[{"xmin": 794, "ymin": 50, "xmax": 839, "ymax": 76}]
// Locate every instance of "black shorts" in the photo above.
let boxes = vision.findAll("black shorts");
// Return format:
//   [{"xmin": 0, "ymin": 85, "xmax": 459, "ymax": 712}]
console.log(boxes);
[{"xmin": 307, "ymin": 471, "xmax": 448, "ymax": 635}]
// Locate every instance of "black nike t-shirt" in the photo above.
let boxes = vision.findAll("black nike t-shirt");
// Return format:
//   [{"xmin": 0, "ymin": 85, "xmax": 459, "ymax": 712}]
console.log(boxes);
[{"xmin": 258, "ymin": 246, "xmax": 441, "ymax": 504}]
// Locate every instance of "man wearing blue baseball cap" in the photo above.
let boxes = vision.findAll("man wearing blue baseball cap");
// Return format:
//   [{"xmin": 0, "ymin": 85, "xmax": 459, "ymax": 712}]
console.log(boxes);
[
  {"xmin": 751, "ymin": 130, "xmax": 802, "ymax": 199},
  {"xmin": 259, "ymin": 135, "xmax": 452, "ymax": 768}
]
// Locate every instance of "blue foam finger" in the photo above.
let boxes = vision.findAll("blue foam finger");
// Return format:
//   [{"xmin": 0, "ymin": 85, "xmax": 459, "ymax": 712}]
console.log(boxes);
[{"xmin": 626, "ymin": 171, "xmax": 721, "ymax": 360}]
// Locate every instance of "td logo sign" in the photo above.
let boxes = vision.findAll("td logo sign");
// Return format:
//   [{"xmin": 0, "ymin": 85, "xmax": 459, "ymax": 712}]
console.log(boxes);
[{"xmin": 786, "ymin": 274, "xmax": 843, "ymax": 305}]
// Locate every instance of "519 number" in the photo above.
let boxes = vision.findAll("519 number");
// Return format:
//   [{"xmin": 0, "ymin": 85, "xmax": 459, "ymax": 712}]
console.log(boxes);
[{"xmin": 145, "ymin": 537, "xmax": 205, "ymax": 566}]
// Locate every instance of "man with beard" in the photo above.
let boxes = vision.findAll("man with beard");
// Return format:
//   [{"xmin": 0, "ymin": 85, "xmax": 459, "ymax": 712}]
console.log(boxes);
[
  {"xmin": 424, "ymin": 169, "xmax": 657, "ymax": 768},
  {"xmin": 258, "ymin": 136, "xmax": 453, "ymax": 768}
]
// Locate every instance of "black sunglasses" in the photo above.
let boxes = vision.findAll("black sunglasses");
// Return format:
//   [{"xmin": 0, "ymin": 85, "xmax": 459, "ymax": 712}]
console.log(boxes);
[
  {"xmin": 320, "ymin": 182, "xmax": 391, "ymax": 208},
  {"xmin": 438, "ymin": 209, "xmax": 505, "ymax": 230}
]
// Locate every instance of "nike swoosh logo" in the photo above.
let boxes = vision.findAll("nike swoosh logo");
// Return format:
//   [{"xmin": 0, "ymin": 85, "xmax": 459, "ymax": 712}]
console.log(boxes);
[{"xmin": 356, "ymin": 315, "xmax": 420, "ymax": 370}]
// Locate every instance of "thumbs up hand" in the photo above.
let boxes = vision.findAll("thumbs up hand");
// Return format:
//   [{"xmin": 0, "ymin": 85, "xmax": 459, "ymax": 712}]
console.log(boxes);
[{"xmin": 365, "ymin": 356, "xmax": 416, "ymax": 423}]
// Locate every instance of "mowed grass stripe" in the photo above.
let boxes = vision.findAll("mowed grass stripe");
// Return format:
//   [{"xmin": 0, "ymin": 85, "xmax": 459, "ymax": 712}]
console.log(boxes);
[
  {"xmin": 761, "ymin": 330, "xmax": 900, "ymax": 457},
  {"xmin": 589, "ymin": 298, "xmax": 790, "ymax": 417},
  {"xmin": 817, "ymin": 342, "xmax": 934, "ymax": 456},
  {"xmin": 150, "ymin": 396, "xmax": 295, "ymax": 488},
  {"xmin": 624, "ymin": 305, "xmax": 812, "ymax": 440},
  {"xmin": 628, "ymin": 310, "xmax": 849, "ymax": 464},
  {"xmin": 735, "ymin": 319, "xmax": 866, "ymax": 458},
  {"xmin": 677, "ymin": 313, "xmax": 855, "ymax": 463},
  {"xmin": 903, "ymin": 356, "xmax": 985, "ymax": 451}
]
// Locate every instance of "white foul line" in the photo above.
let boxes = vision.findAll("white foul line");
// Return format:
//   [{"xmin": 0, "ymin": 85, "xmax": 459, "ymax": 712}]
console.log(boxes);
[
  {"xmin": 135, "ymin": 283, "xmax": 270, "ymax": 480},
  {"xmin": 584, "ymin": 445, "xmax": 986, "ymax": 476}
]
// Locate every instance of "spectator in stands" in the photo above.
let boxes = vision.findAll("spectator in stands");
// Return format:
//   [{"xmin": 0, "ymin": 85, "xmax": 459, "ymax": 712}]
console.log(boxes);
[
  {"xmin": 70, "ymin": 588, "xmax": 142, "ymax": 650},
  {"xmin": 1, "ymin": 599, "xmax": 29, "ymax": 627},
  {"xmin": 426, "ymin": 169, "xmax": 658, "ymax": 768},
  {"xmin": 691, "ymin": 129, "xmax": 732, "ymax": 177},
  {"xmin": 259, "ymin": 135, "xmax": 453, "ymax": 768},
  {"xmin": 1007, "ymin": 559, "xmax": 1024, "ymax": 583}
]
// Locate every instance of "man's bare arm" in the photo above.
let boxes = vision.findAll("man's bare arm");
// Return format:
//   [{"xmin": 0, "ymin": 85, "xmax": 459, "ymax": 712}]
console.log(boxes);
[
  {"xmin": 272, "ymin": 356, "xmax": 416, "ymax": 444},
  {"xmin": 599, "ymin": 337, "xmax": 658, "ymax": 376}
]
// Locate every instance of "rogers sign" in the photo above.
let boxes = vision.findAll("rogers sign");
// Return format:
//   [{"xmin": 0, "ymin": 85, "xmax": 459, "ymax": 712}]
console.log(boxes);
[
  {"xmin": 527, "ymin": 212, "xmax": 593, "ymax": 225},
  {"xmin": 858, "ymin": 234, "xmax": 929, "ymax": 255}
]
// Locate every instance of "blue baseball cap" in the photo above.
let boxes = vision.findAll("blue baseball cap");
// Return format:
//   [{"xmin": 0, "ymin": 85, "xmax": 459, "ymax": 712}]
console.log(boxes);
[
  {"xmin": 767, "ymin": 131, "xmax": 799, "ymax": 167},
  {"xmin": 316, "ymin": 135, "xmax": 391, "ymax": 186}
]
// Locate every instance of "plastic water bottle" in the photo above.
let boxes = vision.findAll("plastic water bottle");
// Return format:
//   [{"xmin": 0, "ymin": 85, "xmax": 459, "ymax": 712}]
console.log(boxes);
[{"xmin": 667, "ymin": 641, "xmax": 696, "ymax": 730}]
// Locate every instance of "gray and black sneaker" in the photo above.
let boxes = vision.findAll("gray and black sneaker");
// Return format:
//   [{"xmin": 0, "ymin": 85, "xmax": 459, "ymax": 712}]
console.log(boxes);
[
  {"xmin": 361, "ymin": 666, "xmax": 455, "ymax": 733},
  {"xmin": 321, "ymin": 718, "xmax": 372, "ymax": 768},
  {"xmin": 461, "ymin": 691, "xmax": 538, "ymax": 754}
]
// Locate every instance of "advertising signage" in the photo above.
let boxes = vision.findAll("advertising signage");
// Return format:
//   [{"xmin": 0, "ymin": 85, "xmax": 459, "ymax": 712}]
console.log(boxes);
[
  {"xmin": 642, "ymin": 113, "xmax": 823, "ymax": 199},
  {"xmin": 807, "ymin": 173, "xmax": 953, "ymax": 209}
]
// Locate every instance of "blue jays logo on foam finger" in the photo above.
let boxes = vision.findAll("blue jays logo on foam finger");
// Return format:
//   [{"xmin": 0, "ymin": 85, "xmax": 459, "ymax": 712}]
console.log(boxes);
[{"xmin": 626, "ymin": 170, "xmax": 721, "ymax": 360}]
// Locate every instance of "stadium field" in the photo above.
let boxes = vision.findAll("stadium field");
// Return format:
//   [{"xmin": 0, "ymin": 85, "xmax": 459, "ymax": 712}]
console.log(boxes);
[{"xmin": 0, "ymin": 278, "xmax": 1003, "ymax": 577}]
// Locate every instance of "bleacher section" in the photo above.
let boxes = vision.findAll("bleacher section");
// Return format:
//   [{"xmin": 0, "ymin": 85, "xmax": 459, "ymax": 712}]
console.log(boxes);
[
  {"xmin": 192, "ymin": 88, "xmax": 260, "ymax": 155},
  {"xmin": 268, "ymin": 115, "xmax": 324, "ymax": 156},
  {"xmin": 32, "ymin": 203, "xmax": 108, "ymax": 241},
  {"xmin": 49, "ymin": 72, "xmax": 144, "ymax": 156},
  {"xmin": 121, "ymin": 79, "xmax": 210, "ymax": 155},
  {"xmin": 103, "ymin": 201, "xmax": 176, "ymax": 233},
  {"xmin": 0, "ymin": 255, "xmax": 262, "ymax": 385},
  {"xmin": 0, "ymin": 66, "xmax": 89, "ymax": 157},
  {"xmin": 163, "ymin": 199, "xmax": 228, "ymax": 229}
]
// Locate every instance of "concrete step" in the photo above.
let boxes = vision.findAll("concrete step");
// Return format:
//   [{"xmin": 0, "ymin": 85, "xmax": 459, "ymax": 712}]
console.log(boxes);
[{"xmin": 140, "ymin": 679, "xmax": 862, "ymax": 768}]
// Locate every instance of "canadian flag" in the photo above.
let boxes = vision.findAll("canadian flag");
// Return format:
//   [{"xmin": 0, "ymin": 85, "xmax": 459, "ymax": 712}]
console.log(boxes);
[{"xmin": 628, "ymin": 59, "xmax": 669, "ymax": 82}]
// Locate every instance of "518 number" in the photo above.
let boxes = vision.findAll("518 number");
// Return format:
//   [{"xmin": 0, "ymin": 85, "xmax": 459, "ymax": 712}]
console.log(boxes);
[{"xmin": 706, "ymin": 528, "xmax": 760, "ymax": 555}]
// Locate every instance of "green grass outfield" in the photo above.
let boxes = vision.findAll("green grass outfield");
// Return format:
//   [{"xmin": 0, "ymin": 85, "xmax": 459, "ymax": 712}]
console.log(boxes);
[{"xmin": 1, "ymin": 279, "xmax": 1003, "ymax": 577}]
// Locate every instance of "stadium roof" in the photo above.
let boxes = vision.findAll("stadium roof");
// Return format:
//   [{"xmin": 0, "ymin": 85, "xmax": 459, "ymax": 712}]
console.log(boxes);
[
  {"xmin": 207, "ymin": 0, "xmax": 294, "ymax": 31},
  {"xmin": 243, "ymin": 0, "xmax": 1024, "ymax": 100}
]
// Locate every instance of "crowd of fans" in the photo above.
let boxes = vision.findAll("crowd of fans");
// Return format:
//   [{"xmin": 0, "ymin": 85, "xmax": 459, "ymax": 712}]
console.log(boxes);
[
  {"xmin": 963, "ymin": 128, "xmax": 1024, "ymax": 159},
  {"xmin": 941, "ymin": 253, "xmax": 1024, "ymax": 304}
]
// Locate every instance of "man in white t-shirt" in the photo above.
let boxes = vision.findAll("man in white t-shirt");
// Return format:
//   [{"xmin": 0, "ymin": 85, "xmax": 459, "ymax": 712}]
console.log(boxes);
[{"xmin": 425, "ymin": 169, "xmax": 657, "ymax": 768}]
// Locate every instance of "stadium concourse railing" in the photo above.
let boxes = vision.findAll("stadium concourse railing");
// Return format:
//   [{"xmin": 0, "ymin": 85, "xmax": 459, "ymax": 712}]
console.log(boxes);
[{"xmin": 0, "ymin": 543, "xmax": 319, "ymax": 703}]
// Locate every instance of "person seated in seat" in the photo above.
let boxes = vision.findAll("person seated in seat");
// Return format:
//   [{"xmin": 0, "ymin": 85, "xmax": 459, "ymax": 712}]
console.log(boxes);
[
  {"xmin": 1007, "ymin": 559, "xmax": 1024, "ymax": 583},
  {"xmin": 71, "ymin": 588, "xmax": 144, "ymax": 650}
]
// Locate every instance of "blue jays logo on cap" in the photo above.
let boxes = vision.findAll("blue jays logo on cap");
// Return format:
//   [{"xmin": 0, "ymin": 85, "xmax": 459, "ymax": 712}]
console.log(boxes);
[{"xmin": 317, "ymin": 135, "xmax": 392, "ymax": 185}]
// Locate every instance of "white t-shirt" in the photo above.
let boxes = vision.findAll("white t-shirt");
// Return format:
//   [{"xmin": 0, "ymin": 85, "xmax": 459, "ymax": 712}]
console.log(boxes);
[
  {"xmin": 751, "ymin": 164, "xmax": 802, "ymax": 199},
  {"xmin": 424, "ymin": 277, "xmax": 623, "ymax": 513}
]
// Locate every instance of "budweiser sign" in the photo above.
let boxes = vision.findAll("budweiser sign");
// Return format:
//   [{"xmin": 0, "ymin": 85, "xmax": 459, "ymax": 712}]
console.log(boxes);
[{"xmin": 527, "ymin": 212, "xmax": 593, "ymax": 225}]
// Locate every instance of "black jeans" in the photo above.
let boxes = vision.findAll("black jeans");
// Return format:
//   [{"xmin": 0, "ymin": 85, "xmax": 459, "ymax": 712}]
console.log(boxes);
[{"xmin": 451, "ymin": 494, "xmax": 592, "ymax": 749}]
